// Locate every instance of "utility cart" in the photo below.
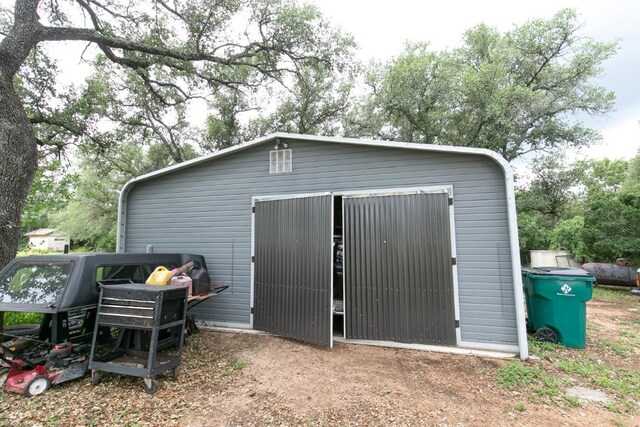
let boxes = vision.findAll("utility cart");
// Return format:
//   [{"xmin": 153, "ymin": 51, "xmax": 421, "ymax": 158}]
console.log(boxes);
[
  {"xmin": 88, "ymin": 283, "xmax": 189, "ymax": 394},
  {"xmin": 0, "ymin": 253, "xmax": 206, "ymax": 396}
]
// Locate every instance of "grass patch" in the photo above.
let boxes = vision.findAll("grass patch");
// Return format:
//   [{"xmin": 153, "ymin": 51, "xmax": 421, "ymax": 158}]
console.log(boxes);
[
  {"xmin": 593, "ymin": 369, "xmax": 640, "ymax": 399},
  {"xmin": 564, "ymin": 395, "xmax": 581, "ymax": 408},
  {"xmin": 528, "ymin": 337, "xmax": 561, "ymax": 359},
  {"xmin": 222, "ymin": 355, "xmax": 246, "ymax": 375},
  {"xmin": 619, "ymin": 330, "xmax": 640, "ymax": 347},
  {"xmin": 558, "ymin": 358, "xmax": 640, "ymax": 401},
  {"xmin": 557, "ymin": 359, "xmax": 607, "ymax": 378},
  {"xmin": 497, "ymin": 361, "xmax": 561, "ymax": 403},
  {"xmin": 515, "ymin": 402, "xmax": 526, "ymax": 412},
  {"xmin": 593, "ymin": 287, "xmax": 639, "ymax": 305},
  {"xmin": 596, "ymin": 339, "xmax": 634, "ymax": 357},
  {"xmin": 497, "ymin": 362, "xmax": 540, "ymax": 390}
]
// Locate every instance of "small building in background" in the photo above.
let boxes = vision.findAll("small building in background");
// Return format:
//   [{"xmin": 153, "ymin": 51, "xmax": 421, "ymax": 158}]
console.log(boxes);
[{"xmin": 25, "ymin": 228, "xmax": 70, "ymax": 252}]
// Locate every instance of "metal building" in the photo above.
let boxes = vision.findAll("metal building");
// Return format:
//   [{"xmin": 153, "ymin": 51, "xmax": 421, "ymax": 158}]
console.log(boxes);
[{"xmin": 117, "ymin": 133, "xmax": 528, "ymax": 359}]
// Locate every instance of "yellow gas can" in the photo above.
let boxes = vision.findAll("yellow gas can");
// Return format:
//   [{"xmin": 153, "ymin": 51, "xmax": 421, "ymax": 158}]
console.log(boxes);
[{"xmin": 145, "ymin": 266, "xmax": 173, "ymax": 286}]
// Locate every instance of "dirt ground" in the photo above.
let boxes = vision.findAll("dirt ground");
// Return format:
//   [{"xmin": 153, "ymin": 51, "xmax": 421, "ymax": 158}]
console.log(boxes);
[{"xmin": 1, "ymin": 289, "xmax": 639, "ymax": 426}]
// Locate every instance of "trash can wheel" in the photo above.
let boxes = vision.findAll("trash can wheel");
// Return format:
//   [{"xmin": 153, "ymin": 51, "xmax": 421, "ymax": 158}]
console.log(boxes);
[{"xmin": 535, "ymin": 327, "xmax": 557, "ymax": 343}]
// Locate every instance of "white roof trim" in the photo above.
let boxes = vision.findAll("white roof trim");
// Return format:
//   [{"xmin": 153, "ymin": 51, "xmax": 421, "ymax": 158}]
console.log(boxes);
[{"xmin": 115, "ymin": 132, "xmax": 528, "ymax": 360}]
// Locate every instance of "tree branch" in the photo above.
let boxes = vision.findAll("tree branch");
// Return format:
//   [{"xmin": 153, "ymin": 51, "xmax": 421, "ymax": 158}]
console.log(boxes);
[{"xmin": 75, "ymin": 0, "xmax": 102, "ymax": 32}]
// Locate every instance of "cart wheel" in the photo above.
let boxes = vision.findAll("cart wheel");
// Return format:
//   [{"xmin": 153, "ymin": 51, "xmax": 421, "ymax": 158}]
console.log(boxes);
[
  {"xmin": 91, "ymin": 370, "xmax": 102, "ymax": 385},
  {"xmin": 171, "ymin": 368, "xmax": 178, "ymax": 381},
  {"xmin": 535, "ymin": 327, "xmax": 558, "ymax": 343},
  {"xmin": 143, "ymin": 378, "xmax": 158, "ymax": 394},
  {"xmin": 24, "ymin": 375, "xmax": 50, "ymax": 397}
]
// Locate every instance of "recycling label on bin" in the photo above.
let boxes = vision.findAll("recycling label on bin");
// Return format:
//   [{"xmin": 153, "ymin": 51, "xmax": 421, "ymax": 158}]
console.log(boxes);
[{"xmin": 557, "ymin": 283, "xmax": 575, "ymax": 296}]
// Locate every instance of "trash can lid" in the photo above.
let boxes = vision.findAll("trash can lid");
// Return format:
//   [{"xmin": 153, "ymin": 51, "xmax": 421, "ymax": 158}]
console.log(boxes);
[{"xmin": 522, "ymin": 267, "xmax": 594, "ymax": 277}]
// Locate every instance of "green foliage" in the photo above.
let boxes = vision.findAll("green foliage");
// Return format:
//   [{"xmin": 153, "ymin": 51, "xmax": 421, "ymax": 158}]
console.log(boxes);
[
  {"xmin": 518, "ymin": 153, "xmax": 585, "ymax": 220},
  {"xmin": 558, "ymin": 358, "xmax": 640, "ymax": 400},
  {"xmin": 20, "ymin": 158, "xmax": 78, "ymax": 243},
  {"xmin": 4, "ymin": 312, "xmax": 43, "ymax": 326},
  {"xmin": 347, "ymin": 9, "xmax": 617, "ymax": 161},
  {"xmin": 564, "ymin": 395, "xmax": 581, "ymax": 408},
  {"xmin": 579, "ymin": 158, "xmax": 629, "ymax": 195},
  {"xmin": 595, "ymin": 339, "xmax": 634, "ymax": 357},
  {"xmin": 527, "ymin": 336, "xmax": 561, "ymax": 359},
  {"xmin": 234, "ymin": 359, "xmax": 246, "ymax": 371},
  {"xmin": 549, "ymin": 216, "xmax": 588, "ymax": 262},
  {"xmin": 581, "ymin": 189, "xmax": 640, "ymax": 262},
  {"xmin": 557, "ymin": 358, "xmax": 607, "ymax": 378},
  {"xmin": 497, "ymin": 361, "xmax": 561, "ymax": 404},
  {"xmin": 517, "ymin": 211, "xmax": 550, "ymax": 265},
  {"xmin": 345, "ymin": 43, "xmax": 459, "ymax": 144},
  {"xmin": 516, "ymin": 152, "xmax": 586, "ymax": 263},
  {"xmin": 517, "ymin": 152, "xmax": 640, "ymax": 264},
  {"xmin": 497, "ymin": 361, "xmax": 542, "ymax": 390},
  {"xmin": 250, "ymin": 61, "xmax": 359, "ymax": 138},
  {"xmin": 204, "ymin": 19, "xmax": 358, "ymax": 148},
  {"xmin": 52, "ymin": 143, "xmax": 175, "ymax": 251},
  {"xmin": 5, "ymin": 0, "xmax": 359, "ymax": 264},
  {"xmin": 623, "ymin": 152, "xmax": 640, "ymax": 192}
]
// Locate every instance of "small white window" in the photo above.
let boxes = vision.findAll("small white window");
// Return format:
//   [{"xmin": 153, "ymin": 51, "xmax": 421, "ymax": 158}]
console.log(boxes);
[{"xmin": 269, "ymin": 149, "xmax": 292, "ymax": 174}]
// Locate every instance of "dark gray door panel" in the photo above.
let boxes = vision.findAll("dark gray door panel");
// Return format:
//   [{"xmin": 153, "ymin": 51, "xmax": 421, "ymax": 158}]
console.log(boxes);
[
  {"xmin": 253, "ymin": 195, "xmax": 332, "ymax": 347},
  {"xmin": 344, "ymin": 192, "xmax": 456, "ymax": 345}
]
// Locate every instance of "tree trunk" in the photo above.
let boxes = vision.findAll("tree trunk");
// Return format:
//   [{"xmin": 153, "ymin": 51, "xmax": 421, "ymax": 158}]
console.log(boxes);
[
  {"xmin": 0, "ymin": 0, "xmax": 43, "ymax": 333},
  {"xmin": 0, "ymin": 78, "xmax": 38, "ymax": 270},
  {"xmin": 0, "ymin": 0, "xmax": 42, "ymax": 270},
  {"xmin": 0, "ymin": 76, "xmax": 38, "ymax": 336}
]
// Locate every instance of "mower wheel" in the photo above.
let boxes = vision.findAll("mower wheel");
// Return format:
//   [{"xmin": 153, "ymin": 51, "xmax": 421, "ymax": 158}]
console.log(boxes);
[
  {"xmin": 24, "ymin": 375, "xmax": 50, "ymax": 397},
  {"xmin": 143, "ymin": 378, "xmax": 158, "ymax": 394}
]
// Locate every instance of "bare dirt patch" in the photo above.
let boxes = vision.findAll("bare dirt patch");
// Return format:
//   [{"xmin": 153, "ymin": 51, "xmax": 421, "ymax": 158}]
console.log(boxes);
[{"xmin": 1, "ymin": 288, "xmax": 639, "ymax": 426}]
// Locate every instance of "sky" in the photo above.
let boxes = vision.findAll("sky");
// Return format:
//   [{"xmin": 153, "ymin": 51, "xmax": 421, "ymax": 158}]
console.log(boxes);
[{"xmin": 308, "ymin": 0, "xmax": 640, "ymax": 161}]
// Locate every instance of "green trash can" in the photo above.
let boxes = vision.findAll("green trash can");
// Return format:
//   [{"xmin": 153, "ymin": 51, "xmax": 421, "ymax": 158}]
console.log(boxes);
[{"xmin": 522, "ymin": 267, "xmax": 595, "ymax": 348}]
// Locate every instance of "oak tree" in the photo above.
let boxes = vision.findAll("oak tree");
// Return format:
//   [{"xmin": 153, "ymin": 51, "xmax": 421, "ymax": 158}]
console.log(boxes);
[{"xmin": 0, "ymin": 0, "xmax": 350, "ymax": 268}]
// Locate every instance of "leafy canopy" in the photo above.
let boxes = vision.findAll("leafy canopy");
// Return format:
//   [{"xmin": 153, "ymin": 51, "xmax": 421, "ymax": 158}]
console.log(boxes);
[{"xmin": 346, "ymin": 9, "xmax": 617, "ymax": 161}]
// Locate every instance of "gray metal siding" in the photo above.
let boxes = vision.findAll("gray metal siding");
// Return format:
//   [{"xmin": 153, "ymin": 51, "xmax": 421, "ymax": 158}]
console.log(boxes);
[
  {"xmin": 343, "ymin": 193, "xmax": 456, "ymax": 345},
  {"xmin": 253, "ymin": 196, "xmax": 332, "ymax": 347},
  {"xmin": 124, "ymin": 139, "xmax": 517, "ymax": 345}
]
